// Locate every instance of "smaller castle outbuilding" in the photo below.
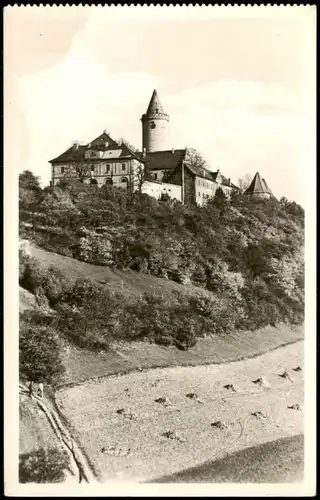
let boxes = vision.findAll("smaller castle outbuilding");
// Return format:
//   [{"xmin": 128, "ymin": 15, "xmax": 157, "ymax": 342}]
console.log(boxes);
[{"xmin": 244, "ymin": 172, "xmax": 275, "ymax": 199}]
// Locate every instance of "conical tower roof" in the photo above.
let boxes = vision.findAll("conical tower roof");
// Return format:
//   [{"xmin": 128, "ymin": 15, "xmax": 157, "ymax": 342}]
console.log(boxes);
[
  {"xmin": 145, "ymin": 89, "xmax": 165, "ymax": 116},
  {"xmin": 261, "ymin": 178, "xmax": 273, "ymax": 196},
  {"xmin": 245, "ymin": 172, "xmax": 272, "ymax": 195}
]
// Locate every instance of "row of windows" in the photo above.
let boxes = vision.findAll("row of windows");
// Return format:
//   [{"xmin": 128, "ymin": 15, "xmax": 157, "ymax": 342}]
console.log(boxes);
[
  {"xmin": 197, "ymin": 178, "xmax": 214, "ymax": 189},
  {"xmin": 198, "ymin": 192, "xmax": 212, "ymax": 199},
  {"xmin": 55, "ymin": 163, "xmax": 127, "ymax": 175}
]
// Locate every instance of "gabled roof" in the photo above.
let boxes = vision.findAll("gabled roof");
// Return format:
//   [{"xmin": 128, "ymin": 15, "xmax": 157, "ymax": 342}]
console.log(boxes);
[
  {"xmin": 90, "ymin": 131, "xmax": 119, "ymax": 148},
  {"xmin": 50, "ymin": 132, "xmax": 144, "ymax": 164},
  {"xmin": 50, "ymin": 145, "xmax": 87, "ymax": 163},
  {"xmin": 145, "ymin": 89, "xmax": 166, "ymax": 116},
  {"xmin": 244, "ymin": 172, "xmax": 273, "ymax": 195},
  {"xmin": 144, "ymin": 149, "xmax": 187, "ymax": 171},
  {"xmin": 186, "ymin": 165, "xmax": 238, "ymax": 188}
]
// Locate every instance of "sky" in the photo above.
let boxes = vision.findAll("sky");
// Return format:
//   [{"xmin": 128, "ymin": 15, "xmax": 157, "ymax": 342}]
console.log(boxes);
[{"xmin": 5, "ymin": 6, "xmax": 316, "ymax": 204}]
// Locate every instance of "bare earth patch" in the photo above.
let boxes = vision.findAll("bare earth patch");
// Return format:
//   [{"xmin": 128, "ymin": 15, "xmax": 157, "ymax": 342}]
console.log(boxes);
[
  {"xmin": 56, "ymin": 341, "xmax": 304, "ymax": 483},
  {"xmin": 19, "ymin": 395, "xmax": 59, "ymax": 455}
]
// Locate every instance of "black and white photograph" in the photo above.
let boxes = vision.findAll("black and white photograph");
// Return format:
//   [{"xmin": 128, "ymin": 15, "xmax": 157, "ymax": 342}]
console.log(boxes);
[{"xmin": 4, "ymin": 5, "xmax": 316, "ymax": 496}]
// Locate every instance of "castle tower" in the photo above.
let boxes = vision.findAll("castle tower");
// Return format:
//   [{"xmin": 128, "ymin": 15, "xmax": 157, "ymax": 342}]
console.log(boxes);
[
  {"xmin": 244, "ymin": 172, "xmax": 275, "ymax": 199},
  {"xmin": 141, "ymin": 89, "xmax": 169, "ymax": 152}
]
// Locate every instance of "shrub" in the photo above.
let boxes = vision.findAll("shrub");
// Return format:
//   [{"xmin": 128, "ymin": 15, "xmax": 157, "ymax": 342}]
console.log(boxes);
[
  {"xmin": 75, "ymin": 227, "xmax": 113, "ymax": 265},
  {"xmin": 174, "ymin": 320, "xmax": 197, "ymax": 350},
  {"xmin": 41, "ymin": 266, "xmax": 72, "ymax": 307},
  {"xmin": 54, "ymin": 304, "xmax": 112, "ymax": 351},
  {"xmin": 19, "ymin": 322, "xmax": 65, "ymax": 385},
  {"xmin": 19, "ymin": 447, "xmax": 69, "ymax": 483},
  {"xmin": 19, "ymin": 256, "xmax": 46, "ymax": 295}
]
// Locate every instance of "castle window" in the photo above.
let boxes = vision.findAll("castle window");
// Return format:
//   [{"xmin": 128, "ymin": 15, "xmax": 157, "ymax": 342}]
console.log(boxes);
[
  {"xmin": 154, "ymin": 173, "xmax": 158, "ymax": 180},
  {"xmin": 122, "ymin": 164, "xmax": 126, "ymax": 171},
  {"xmin": 120, "ymin": 177, "xmax": 128, "ymax": 190},
  {"xmin": 106, "ymin": 164, "xmax": 110, "ymax": 172},
  {"xmin": 198, "ymin": 192, "xmax": 200, "ymax": 197},
  {"xmin": 60, "ymin": 167, "xmax": 65, "ymax": 174}
]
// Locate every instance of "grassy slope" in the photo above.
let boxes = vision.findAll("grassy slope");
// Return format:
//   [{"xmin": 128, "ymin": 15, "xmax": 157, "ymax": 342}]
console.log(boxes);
[
  {"xmin": 151, "ymin": 435, "xmax": 304, "ymax": 483},
  {"xmin": 19, "ymin": 394, "xmax": 60, "ymax": 455},
  {"xmin": 24, "ymin": 241, "xmax": 304, "ymax": 387},
  {"xmin": 28, "ymin": 242, "xmax": 192, "ymax": 298},
  {"xmin": 61, "ymin": 325, "xmax": 304, "ymax": 387}
]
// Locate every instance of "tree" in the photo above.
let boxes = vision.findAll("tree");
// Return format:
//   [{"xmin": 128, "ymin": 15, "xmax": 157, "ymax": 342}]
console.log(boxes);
[
  {"xmin": 19, "ymin": 447, "xmax": 70, "ymax": 483},
  {"xmin": 212, "ymin": 186, "xmax": 228, "ymax": 210},
  {"xmin": 184, "ymin": 148, "xmax": 209, "ymax": 171},
  {"xmin": 133, "ymin": 162, "xmax": 149, "ymax": 198},
  {"xmin": 118, "ymin": 137, "xmax": 140, "ymax": 153},
  {"xmin": 69, "ymin": 158, "xmax": 92, "ymax": 183},
  {"xmin": 19, "ymin": 323, "xmax": 65, "ymax": 385},
  {"xmin": 19, "ymin": 171, "xmax": 43, "ymax": 237},
  {"xmin": 19, "ymin": 170, "xmax": 42, "ymax": 192},
  {"xmin": 237, "ymin": 173, "xmax": 252, "ymax": 193}
]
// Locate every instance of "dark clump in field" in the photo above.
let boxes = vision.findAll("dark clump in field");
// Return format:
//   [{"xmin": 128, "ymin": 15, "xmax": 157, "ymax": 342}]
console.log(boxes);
[
  {"xmin": 293, "ymin": 366, "xmax": 302, "ymax": 372},
  {"xmin": 211, "ymin": 420, "xmax": 228, "ymax": 430},
  {"xmin": 223, "ymin": 384, "xmax": 239, "ymax": 393},
  {"xmin": 116, "ymin": 408, "xmax": 137, "ymax": 420},
  {"xmin": 252, "ymin": 377, "xmax": 270, "ymax": 388},
  {"xmin": 162, "ymin": 431, "xmax": 186, "ymax": 443},
  {"xmin": 287, "ymin": 404, "xmax": 302, "ymax": 411},
  {"xmin": 186, "ymin": 393, "xmax": 204, "ymax": 404},
  {"xmin": 278, "ymin": 371, "xmax": 293, "ymax": 382},
  {"xmin": 100, "ymin": 446, "xmax": 131, "ymax": 457},
  {"xmin": 155, "ymin": 397, "xmax": 171, "ymax": 407},
  {"xmin": 251, "ymin": 410, "xmax": 268, "ymax": 420}
]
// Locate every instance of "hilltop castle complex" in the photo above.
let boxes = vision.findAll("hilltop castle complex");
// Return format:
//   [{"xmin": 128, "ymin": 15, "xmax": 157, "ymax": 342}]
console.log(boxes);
[{"xmin": 50, "ymin": 90, "xmax": 274, "ymax": 205}]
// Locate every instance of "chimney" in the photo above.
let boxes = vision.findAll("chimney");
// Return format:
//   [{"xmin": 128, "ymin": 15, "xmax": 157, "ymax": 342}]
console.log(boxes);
[
  {"xmin": 88, "ymin": 143, "xmax": 91, "ymax": 148},
  {"xmin": 228, "ymin": 178, "xmax": 231, "ymax": 185},
  {"xmin": 142, "ymin": 148, "xmax": 146, "ymax": 158},
  {"xmin": 172, "ymin": 148, "xmax": 175, "ymax": 154},
  {"xmin": 73, "ymin": 141, "xmax": 79, "ymax": 150}
]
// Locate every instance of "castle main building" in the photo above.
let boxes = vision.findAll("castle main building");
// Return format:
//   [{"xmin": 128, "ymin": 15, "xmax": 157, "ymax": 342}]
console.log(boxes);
[{"xmin": 49, "ymin": 90, "xmax": 247, "ymax": 205}]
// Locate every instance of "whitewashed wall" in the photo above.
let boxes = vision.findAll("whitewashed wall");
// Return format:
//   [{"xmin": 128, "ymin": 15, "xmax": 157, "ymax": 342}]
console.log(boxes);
[{"xmin": 142, "ymin": 180, "xmax": 181, "ymax": 201}]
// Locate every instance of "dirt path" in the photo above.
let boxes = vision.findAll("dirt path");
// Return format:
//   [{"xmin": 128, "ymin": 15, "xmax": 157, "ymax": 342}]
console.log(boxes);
[{"xmin": 19, "ymin": 384, "xmax": 97, "ymax": 484}]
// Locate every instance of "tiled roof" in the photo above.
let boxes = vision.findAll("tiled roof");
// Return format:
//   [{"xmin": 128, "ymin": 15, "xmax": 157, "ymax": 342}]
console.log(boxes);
[
  {"xmin": 50, "ymin": 145, "xmax": 87, "ymax": 163},
  {"xmin": 90, "ymin": 132, "xmax": 119, "ymax": 148},
  {"xmin": 50, "ymin": 132, "xmax": 143, "ymax": 163},
  {"xmin": 145, "ymin": 89, "xmax": 165, "ymax": 116},
  {"xmin": 245, "ymin": 172, "xmax": 273, "ymax": 195},
  {"xmin": 261, "ymin": 178, "xmax": 273, "ymax": 195},
  {"xmin": 144, "ymin": 149, "xmax": 187, "ymax": 171},
  {"xmin": 187, "ymin": 165, "xmax": 229, "ymax": 185}
]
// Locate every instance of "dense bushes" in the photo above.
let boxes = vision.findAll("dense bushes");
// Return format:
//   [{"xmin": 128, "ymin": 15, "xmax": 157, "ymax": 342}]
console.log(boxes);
[
  {"xmin": 19, "ymin": 171, "xmax": 305, "ymax": 349},
  {"xmin": 19, "ymin": 256, "xmax": 242, "ymax": 351},
  {"xmin": 19, "ymin": 447, "xmax": 69, "ymax": 483},
  {"xmin": 19, "ymin": 319, "xmax": 65, "ymax": 385}
]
